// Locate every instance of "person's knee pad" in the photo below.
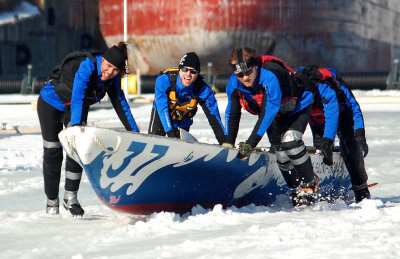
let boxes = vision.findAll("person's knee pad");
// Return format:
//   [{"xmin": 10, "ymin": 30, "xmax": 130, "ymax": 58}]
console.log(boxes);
[
  {"xmin": 281, "ymin": 139, "xmax": 306, "ymax": 157},
  {"xmin": 281, "ymin": 130, "xmax": 307, "ymax": 159},
  {"xmin": 281, "ymin": 130, "xmax": 303, "ymax": 144}
]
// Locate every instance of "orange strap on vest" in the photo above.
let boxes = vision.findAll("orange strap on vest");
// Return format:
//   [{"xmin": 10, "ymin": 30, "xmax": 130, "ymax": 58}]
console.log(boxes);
[
  {"xmin": 255, "ymin": 55, "xmax": 296, "ymax": 75},
  {"xmin": 317, "ymin": 68, "xmax": 334, "ymax": 81},
  {"xmin": 238, "ymin": 90, "xmax": 263, "ymax": 115}
]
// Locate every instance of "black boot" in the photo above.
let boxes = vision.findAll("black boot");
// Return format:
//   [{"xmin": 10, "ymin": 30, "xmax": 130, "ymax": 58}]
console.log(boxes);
[
  {"xmin": 63, "ymin": 190, "xmax": 84, "ymax": 217},
  {"xmin": 354, "ymin": 187, "xmax": 371, "ymax": 203},
  {"xmin": 291, "ymin": 181, "xmax": 318, "ymax": 207}
]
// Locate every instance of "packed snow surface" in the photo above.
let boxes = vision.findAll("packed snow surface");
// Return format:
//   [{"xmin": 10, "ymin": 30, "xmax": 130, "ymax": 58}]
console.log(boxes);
[{"xmin": 0, "ymin": 90, "xmax": 400, "ymax": 258}]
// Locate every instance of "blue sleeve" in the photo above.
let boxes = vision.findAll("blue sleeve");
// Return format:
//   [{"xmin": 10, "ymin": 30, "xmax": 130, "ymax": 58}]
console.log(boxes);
[
  {"xmin": 341, "ymin": 85, "xmax": 365, "ymax": 130},
  {"xmin": 255, "ymin": 70, "xmax": 281, "ymax": 137},
  {"xmin": 114, "ymin": 77, "xmax": 139, "ymax": 132},
  {"xmin": 319, "ymin": 84, "xmax": 339, "ymax": 140},
  {"xmin": 154, "ymin": 74, "xmax": 173, "ymax": 132},
  {"xmin": 290, "ymin": 91, "xmax": 314, "ymax": 115},
  {"xmin": 71, "ymin": 58, "xmax": 95, "ymax": 126}
]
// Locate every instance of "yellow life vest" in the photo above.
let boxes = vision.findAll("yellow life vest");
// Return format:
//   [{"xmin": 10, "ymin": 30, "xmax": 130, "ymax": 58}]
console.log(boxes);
[{"xmin": 163, "ymin": 68, "xmax": 199, "ymax": 121}]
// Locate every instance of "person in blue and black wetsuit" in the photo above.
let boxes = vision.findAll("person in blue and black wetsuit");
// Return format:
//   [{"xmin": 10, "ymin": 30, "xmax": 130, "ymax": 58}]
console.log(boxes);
[
  {"xmin": 37, "ymin": 42, "xmax": 139, "ymax": 216},
  {"xmin": 148, "ymin": 52, "xmax": 225, "ymax": 144},
  {"xmin": 297, "ymin": 66, "xmax": 371, "ymax": 203},
  {"xmin": 223, "ymin": 47, "xmax": 318, "ymax": 206}
]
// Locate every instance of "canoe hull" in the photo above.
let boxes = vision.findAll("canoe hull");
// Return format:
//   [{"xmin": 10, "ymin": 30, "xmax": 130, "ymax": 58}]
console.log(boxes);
[{"xmin": 59, "ymin": 127, "xmax": 351, "ymax": 214}]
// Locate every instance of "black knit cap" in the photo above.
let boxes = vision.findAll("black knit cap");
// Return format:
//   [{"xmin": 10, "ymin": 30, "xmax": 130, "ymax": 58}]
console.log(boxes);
[
  {"xmin": 103, "ymin": 45, "xmax": 127, "ymax": 70},
  {"xmin": 178, "ymin": 52, "xmax": 200, "ymax": 72}
]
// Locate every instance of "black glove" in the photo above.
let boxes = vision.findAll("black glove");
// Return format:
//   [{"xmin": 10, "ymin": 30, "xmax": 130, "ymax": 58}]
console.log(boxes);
[
  {"xmin": 238, "ymin": 142, "xmax": 253, "ymax": 159},
  {"xmin": 320, "ymin": 138, "xmax": 333, "ymax": 166},
  {"xmin": 354, "ymin": 128, "xmax": 368, "ymax": 157},
  {"xmin": 166, "ymin": 129, "xmax": 179, "ymax": 138}
]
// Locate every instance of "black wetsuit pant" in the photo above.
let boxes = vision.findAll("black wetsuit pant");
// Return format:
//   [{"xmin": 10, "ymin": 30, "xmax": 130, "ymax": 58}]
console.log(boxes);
[
  {"xmin": 37, "ymin": 96, "xmax": 86, "ymax": 200},
  {"xmin": 310, "ymin": 109, "xmax": 368, "ymax": 187},
  {"xmin": 267, "ymin": 106, "xmax": 314, "ymax": 189}
]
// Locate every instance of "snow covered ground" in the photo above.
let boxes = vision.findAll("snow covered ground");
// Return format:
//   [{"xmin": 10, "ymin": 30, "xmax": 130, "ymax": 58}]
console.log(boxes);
[{"xmin": 1, "ymin": 90, "xmax": 400, "ymax": 259}]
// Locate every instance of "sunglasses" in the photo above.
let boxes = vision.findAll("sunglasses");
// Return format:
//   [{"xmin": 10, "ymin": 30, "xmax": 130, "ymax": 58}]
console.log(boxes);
[
  {"xmin": 235, "ymin": 67, "xmax": 254, "ymax": 78},
  {"xmin": 180, "ymin": 67, "xmax": 198, "ymax": 74}
]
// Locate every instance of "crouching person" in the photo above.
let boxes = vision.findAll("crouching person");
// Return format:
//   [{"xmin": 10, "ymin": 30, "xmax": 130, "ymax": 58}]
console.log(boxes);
[
  {"xmin": 148, "ymin": 52, "xmax": 225, "ymax": 144},
  {"xmin": 37, "ymin": 42, "xmax": 139, "ymax": 216},
  {"xmin": 297, "ymin": 66, "xmax": 371, "ymax": 203},
  {"xmin": 223, "ymin": 47, "xmax": 318, "ymax": 206}
]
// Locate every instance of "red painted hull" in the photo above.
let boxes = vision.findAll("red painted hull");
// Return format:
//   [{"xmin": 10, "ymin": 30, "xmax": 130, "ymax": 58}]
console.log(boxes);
[
  {"xmin": 105, "ymin": 202, "xmax": 266, "ymax": 215},
  {"xmin": 99, "ymin": 0, "xmax": 400, "ymax": 75}
]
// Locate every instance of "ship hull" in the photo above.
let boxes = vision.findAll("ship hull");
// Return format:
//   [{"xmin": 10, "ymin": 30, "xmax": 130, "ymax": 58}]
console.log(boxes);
[{"xmin": 99, "ymin": 0, "xmax": 400, "ymax": 75}]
